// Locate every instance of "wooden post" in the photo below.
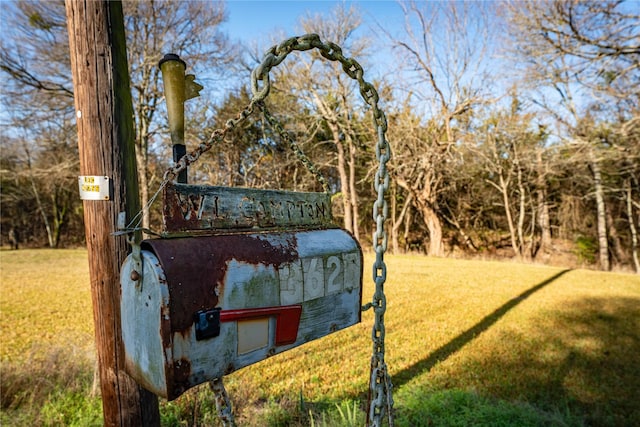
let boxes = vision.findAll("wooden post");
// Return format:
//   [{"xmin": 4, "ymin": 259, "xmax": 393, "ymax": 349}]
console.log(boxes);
[{"xmin": 65, "ymin": 1, "xmax": 160, "ymax": 425}]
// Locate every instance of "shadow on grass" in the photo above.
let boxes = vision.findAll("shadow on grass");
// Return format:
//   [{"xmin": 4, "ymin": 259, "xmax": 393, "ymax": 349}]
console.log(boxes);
[
  {"xmin": 461, "ymin": 295, "xmax": 640, "ymax": 426},
  {"xmin": 394, "ymin": 284, "xmax": 640, "ymax": 426},
  {"xmin": 392, "ymin": 269, "xmax": 572, "ymax": 388}
]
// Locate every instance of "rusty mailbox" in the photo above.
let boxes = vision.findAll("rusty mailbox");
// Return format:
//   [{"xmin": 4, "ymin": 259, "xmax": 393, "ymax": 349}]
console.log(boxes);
[{"xmin": 120, "ymin": 182, "xmax": 363, "ymax": 400}]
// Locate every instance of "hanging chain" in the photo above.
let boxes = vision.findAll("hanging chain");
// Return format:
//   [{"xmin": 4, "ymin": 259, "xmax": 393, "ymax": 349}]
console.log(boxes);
[
  {"xmin": 162, "ymin": 102, "xmax": 258, "ymax": 182},
  {"xmin": 209, "ymin": 378, "xmax": 235, "ymax": 426},
  {"xmin": 246, "ymin": 33, "xmax": 394, "ymax": 427},
  {"xmin": 366, "ymin": 115, "xmax": 393, "ymax": 426},
  {"xmin": 259, "ymin": 102, "xmax": 330, "ymax": 193},
  {"xmin": 363, "ymin": 79, "xmax": 393, "ymax": 427},
  {"xmin": 160, "ymin": 33, "xmax": 393, "ymax": 426}
]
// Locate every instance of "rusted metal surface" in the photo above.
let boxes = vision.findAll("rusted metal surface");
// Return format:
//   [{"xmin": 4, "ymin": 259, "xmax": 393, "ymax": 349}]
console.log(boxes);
[
  {"xmin": 121, "ymin": 228, "xmax": 362, "ymax": 400},
  {"xmin": 163, "ymin": 182, "xmax": 333, "ymax": 233},
  {"xmin": 142, "ymin": 233, "xmax": 299, "ymax": 333}
]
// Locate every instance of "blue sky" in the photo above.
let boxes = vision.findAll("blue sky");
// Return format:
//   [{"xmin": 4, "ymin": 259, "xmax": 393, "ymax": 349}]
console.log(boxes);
[
  {"xmin": 222, "ymin": 1, "xmax": 406, "ymax": 47},
  {"xmin": 218, "ymin": 1, "xmax": 503, "ymax": 116},
  {"xmin": 217, "ymin": 0, "xmax": 410, "ymax": 93}
]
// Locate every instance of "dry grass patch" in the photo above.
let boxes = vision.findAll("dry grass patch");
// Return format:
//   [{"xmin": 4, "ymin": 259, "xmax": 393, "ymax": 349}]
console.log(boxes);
[
  {"xmin": 1, "ymin": 249, "xmax": 638, "ymax": 426},
  {"xmin": 1, "ymin": 249, "xmax": 98, "ymax": 425},
  {"xmin": 0, "ymin": 249, "xmax": 94, "ymax": 362},
  {"xmin": 381, "ymin": 256, "xmax": 640, "ymax": 426}
]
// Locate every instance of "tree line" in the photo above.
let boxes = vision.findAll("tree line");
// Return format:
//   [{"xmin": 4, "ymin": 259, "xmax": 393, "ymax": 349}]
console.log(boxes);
[{"xmin": 1, "ymin": 0, "xmax": 638, "ymax": 272}]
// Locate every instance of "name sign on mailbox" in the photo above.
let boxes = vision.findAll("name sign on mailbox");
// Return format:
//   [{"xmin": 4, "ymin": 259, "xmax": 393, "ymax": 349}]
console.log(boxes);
[
  {"xmin": 162, "ymin": 182, "xmax": 334, "ymax": 232},
  {"xmin": 121, "ymin": 184, "xmax": 363, "ymax": 400}
]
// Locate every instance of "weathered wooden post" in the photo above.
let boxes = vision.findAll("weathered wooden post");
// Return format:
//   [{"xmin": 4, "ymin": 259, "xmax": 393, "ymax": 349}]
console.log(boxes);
[{"xmin": 65, "ymin": 1, "xmax": 160, "ymax": 424}]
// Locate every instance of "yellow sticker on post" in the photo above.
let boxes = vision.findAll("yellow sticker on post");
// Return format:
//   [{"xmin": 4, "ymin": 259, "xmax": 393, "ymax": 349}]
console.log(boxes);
[{"xmin": 78, "ymin": 176, "xmax": 111, "ymax": 200}]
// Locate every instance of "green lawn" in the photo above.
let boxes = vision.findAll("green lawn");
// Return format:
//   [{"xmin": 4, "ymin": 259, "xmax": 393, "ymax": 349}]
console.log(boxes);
[{"xmin": 1, "ymin": 249, "xmax": 639, "ymax": 426}]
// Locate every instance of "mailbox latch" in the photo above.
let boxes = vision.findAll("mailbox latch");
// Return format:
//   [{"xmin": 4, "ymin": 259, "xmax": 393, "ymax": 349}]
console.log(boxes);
[{"xmin": 194, "ymin": 308, "xmax": 221, "ymax": 341}]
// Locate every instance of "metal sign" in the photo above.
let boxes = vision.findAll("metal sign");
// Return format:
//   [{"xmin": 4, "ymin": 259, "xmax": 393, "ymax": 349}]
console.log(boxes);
[
  {"xmin": 78, "ymin": 175, "xmax": 111, "ymax": 200},
  {"xmin": 163, "ymin": 182, "xmax": 333, "ymax": 233}
]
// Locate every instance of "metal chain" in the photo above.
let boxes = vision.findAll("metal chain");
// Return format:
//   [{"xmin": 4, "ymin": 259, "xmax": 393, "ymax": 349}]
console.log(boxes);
[
  {"xmin": 247, "ymin": 33, "xmax": 394, "ymax": 426},
  {"xmin": 209, "ymin": 378, "xmax": 236, "ymax": 426},
  {"xmin": 161, "ymin": 33, "xmax": 393, "ymax": 426},
  {"xmin": 368, "ymin": 120, "xmax": 393, "ymax": 427},
  {"xmin": 163, "ymin": 101, "xmax": 258, "ymax": 182},
  {"xmin": 258, "ymin": 102, "xmax": 330, "ymax": 193}
]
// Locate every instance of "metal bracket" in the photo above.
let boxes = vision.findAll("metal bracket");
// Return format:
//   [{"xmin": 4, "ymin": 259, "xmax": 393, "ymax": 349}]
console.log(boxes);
[
  {"xmin": 130, "ymin": 237, "xmax": 143, "ymax": 290},
  {"xmin": 119, "ymin": 211, "xmax": 144, "ymax": 289}
]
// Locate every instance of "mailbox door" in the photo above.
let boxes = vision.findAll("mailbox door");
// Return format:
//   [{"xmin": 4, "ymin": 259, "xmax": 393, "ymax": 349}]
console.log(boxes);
[{"xmin": 121, "ymin": 250, "xmax": 172, "ymax": 398}]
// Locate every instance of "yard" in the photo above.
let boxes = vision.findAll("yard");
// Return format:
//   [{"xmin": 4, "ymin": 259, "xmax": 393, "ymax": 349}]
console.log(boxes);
[{"xmin": 1, "ymin": 249, "xmax": 638, "ymax": 426}]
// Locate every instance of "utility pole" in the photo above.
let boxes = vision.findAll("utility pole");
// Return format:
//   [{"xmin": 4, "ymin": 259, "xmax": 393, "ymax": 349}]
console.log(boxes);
[{"xmin": 65, "ymin": 1, "xmax": 160, "ymax": 425}]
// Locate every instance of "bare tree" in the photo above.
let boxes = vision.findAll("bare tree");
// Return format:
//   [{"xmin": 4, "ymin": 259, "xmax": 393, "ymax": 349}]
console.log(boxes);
[
  {"xmin": 123, "ymin": 0, "xmax": 236, "ymax": 228},
  {"xmin": 0, "ymin": 1, "xmax": 79, "ymax": 247},
  {"xmin": 262, "ymin": 4, "xmax": 371, "ymax": 239},
  {"xmin": 1, "ymin": 1, "xmax": 237, "ymax": 237},
  {"xmin": 469, "ymin": 96, "xmax": 548, "ymax": 259},
  {"xmin": 383, "ymin": 1, "xmax": 496, "ymax": 256},
  {"xmin": 505, "ymin": 0, "xmax": 640, "ymax": 270}
]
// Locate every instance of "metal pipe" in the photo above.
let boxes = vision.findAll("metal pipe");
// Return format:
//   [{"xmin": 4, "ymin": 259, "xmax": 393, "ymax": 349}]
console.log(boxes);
[{"xmin": 159, "ymin": 53, "xmax": 188, "ymax": 183}]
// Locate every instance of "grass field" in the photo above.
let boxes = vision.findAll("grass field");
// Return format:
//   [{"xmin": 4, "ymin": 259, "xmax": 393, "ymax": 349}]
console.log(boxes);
[{"xmin": 1, "ymin": 248, "xmax": 639, "ymax": 426}]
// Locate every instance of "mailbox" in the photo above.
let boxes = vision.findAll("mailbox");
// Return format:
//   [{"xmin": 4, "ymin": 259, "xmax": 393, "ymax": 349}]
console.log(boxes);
[{"xmin": 121, "ymin": 184, "xmax": 363, "ymax": 400}]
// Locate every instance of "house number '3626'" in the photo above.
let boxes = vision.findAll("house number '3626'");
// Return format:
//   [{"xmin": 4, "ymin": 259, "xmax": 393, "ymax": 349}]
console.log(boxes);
[{"xmin": 278, "ymin": 252, "xmax": 360, "ymax": 306}]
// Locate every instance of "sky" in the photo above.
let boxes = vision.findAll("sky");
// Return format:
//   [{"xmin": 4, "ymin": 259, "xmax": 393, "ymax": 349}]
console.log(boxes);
[
  {"xmin": 222, "ymin": 1, "xmax": 406, "ymax": 45},
  {"xmin": 214, "ymin": 0, "xmax": 412, "ymax": 99},
  {"xmin": 221, "ymin": 0, "xmax": 409, "ymax": 78},
  {"xmin": 217, "ymin": 0, "xmax": 502, "ymax": 116}
]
